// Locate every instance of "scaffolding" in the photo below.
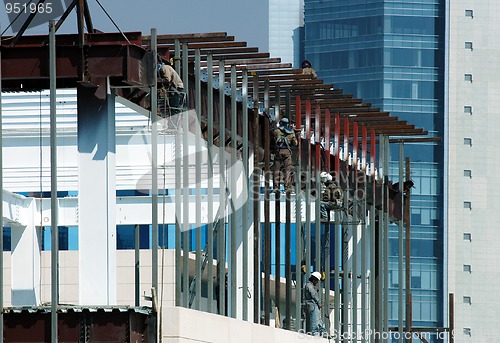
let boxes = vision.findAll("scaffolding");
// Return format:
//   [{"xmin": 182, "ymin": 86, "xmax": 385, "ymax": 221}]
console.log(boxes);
[{"xmin": 0, "ymin": 3, "xmax": 454, "ymax": 341}]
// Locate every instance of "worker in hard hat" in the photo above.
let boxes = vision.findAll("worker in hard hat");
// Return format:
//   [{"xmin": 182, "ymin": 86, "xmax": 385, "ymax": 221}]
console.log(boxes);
[
  {"xmin": 272, "ymin": 117, "xmax": 298, "ymax": 192},
  {"xmin": 303, "ymin": 271, "xmax": 323, "ymax": 335}
]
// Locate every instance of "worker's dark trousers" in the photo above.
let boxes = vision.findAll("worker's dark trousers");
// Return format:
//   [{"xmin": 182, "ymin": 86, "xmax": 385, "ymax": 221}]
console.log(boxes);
[
  {"xmin": 273, "ymin": 148, "xmax": 292, "ymax": 191},
  {"xmin": 169, "ymin": 87, "xmax": 186, "ymax": 115}
]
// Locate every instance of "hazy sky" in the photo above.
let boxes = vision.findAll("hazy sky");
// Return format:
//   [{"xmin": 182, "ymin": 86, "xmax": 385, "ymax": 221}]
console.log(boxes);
[{"xmin": 1, "ymin": 0, "xmax": 269, "ymax": 50}]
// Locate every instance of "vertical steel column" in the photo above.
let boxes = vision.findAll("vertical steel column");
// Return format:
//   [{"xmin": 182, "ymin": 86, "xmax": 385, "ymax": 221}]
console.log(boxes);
[
  {"xmin": 242, "ymin": 69, "xmax": 249, "ymax": 321},
  {"xmin": 206, "ymin": 53, "xmax": 215, "ymax": 313},
  {"xmin": 314, "ymin": 105, "xmax": 321, "ymax": 275},
  {"xmin": 405, "ymin": 157, "xmax": 412, "ymax": 343},
  {"xmin": 135, "ymin": 224, "xmax": 140, "ymax": 306},
  {"xmin": 357, "ymin": 124, "xmax": 367, "ymax": 343},
  {"xmin": 151, "ymin": 27, "xmax": 159, "ymax": 299},
  {"xmin": 252, "ymin": 74, "xmax": 261, "ymax": 323},
  {"xmin": 383, "ymin": 137, "xmax": 390, "ymax": 340},
  {"xmin": 369, "ymin": 193, "xmax": 376, "ymax": 343},
  {"xmin": 263, "ymin": 80, "xmax": 271, "ymax": 325},
  {"xmin": 324, "ymin": 109, "xmax": 331, "ymax": 335},
  {"xmin": 350, "ymin": 120, "xmax": 359, "ymax": 343},
  {"xmin": 0, "ymin": 21, "xmax": 4, "ymax": 343},
  {"xmin": 398, "ymin": 142, "xmax": 404, "ymax": 343},
  {"xmin": 181, "ymin": 42, "xmax": 190, "ymax": 307},
  {"xmin": 449, "ymin": 293, "xmax": 454, "ymax": 343},
  {"xmin": 49, "ymin": 20, "xmax": 59, "ymax": 343},
  {"xmin": 218, "ymin": 60, "xmax": 227, "ymax": 316},
  {"xmin": 230, "ymin": 64, "xmax": 238, "ymax": 318},
  {"xmin": 314, "ymin": 105, "xmax": 322, "ymax": 332},
  {"xmin": 376, "ymin": 135, "xmax": 385, "ymax": 343},
  {"xmin": 304, "ymin": 100, "xmax": 312, "ymax": 282},
  {"xmin": 274, "ymin": 84, "xmax": 281, "ymax": 324},
  {"xmin": 376, "ymin": 210, "xmax": 384, "ymax": 342},
  {"xmin": 294, "ymin": 96, "xmax": 303, "ymax": 331},
  {"xmin": 194, "ymin": 49, "xmax": 202, "ymax": 311},
  {"xmin": 284, "ymin": 90, "xmax": 292, "ymax": 330},
  {"xmin": 333, "ymin": 113, "xmax": 341, "ymax": 343},
  {"xmin": 285, "ymin": 190, "xmax": 291, "ymax": 329},
  {"xmin": 174, "ymin": 39, "xmax": 182, "ymax": 307},
  {"xmin": 361, "ymin": 179, "xmax": 368, "ymax": 343},
  {"xmin": 353, "ymin": 178, "xmax": 359, "ymax": 342}
]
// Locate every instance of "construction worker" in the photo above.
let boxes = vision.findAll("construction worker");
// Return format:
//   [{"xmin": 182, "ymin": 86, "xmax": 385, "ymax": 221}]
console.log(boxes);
[
  {"xmin": 303, "ymin": 271, "xmax": 324, "ymax": 335},
  {"xmin": 301, "ymin": 60, "xmax": 317, "ymax": 79},
  {"xmin": 157, "ymin": 62, "xmax": 186, "ymax": 115},
  {"xmin": 272, "ymin": 117, "xmax": 298, "ymax": 192}
]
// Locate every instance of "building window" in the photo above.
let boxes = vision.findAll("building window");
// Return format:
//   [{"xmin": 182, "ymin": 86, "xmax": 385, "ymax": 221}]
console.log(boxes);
[
  {"xmin": 464, "ymin": 170, "xmax": 472, "ymax": 178},
  {"xmin": 463, "ymin": 296, "xmax": 471, "ymax": 304},
  {"xmin": 465, "ymin": 10, "xmax": 473, "ymax": 18},
  {"xmin": 464, "ymin": 201, "xmax": 472, "ymax": 209},
  {"xmin": 464, "ymin": 106, "xmax": 472, "ymax": 115},
  {"xmin": 464, "ymin": 74, "xmax": 473, "ymax": 82},
  {"xmin": 464, "ymin": 138, "xmax": 472, "ymax": 146},
  {"xmin": 463, "ymin": 233, "xmax": 472, "ymax": 241},
  {"xmin": 2, "ymin": 227, "xmax": 11, "ymax": 252},
  {"xmin": 465, "ymin": 42, "xmax": 473, "ymax": 50},
  {"xmin": 41, "ymin": 226, "xmax": 78, "ymax": 251},
  {"xmin": 463, "ymin": 327, "xmax": 472, "ymax": 336},
  {"xmin": 463, "ymin": 264, "xmax": 472, "ymax": 273}
]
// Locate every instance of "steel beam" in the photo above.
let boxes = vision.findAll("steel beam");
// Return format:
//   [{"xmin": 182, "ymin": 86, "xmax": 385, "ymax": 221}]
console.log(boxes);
[{"xmin": 49, "ymin": 20, "xmax": 58, "ymax": 343}]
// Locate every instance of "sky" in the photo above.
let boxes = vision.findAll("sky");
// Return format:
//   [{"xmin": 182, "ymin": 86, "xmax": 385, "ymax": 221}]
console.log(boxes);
[{"xmin": 1, "ymin": 0, "xmax": 269, "ymax": 51}]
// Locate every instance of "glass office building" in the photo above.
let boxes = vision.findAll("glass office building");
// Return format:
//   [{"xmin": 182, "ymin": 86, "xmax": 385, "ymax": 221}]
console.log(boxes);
[{"xmin": 304, "ymin": 0, "xmax": 445, "ymax": 336}]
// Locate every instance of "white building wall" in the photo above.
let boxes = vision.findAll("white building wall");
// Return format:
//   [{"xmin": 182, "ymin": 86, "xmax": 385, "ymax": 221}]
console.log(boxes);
[
  {"xmin": 269, "ymin": 0, "xmax": 304, "ymax": 67},
  {"xmin": 447, "ymin": 2, "xmax": 500, "ymax": 341}
]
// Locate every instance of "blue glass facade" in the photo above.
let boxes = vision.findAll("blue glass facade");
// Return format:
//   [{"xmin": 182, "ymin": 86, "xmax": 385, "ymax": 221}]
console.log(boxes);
[{"xmin": 304, "ymin": 0, "xmax": 445, "ymax": 333}]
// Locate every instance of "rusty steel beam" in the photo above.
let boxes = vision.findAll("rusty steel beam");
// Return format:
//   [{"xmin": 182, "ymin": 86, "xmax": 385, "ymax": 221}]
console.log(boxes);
[
  {"xmin": 194, "ymin": 52, "xmax": 272, "ymax": 61},
  {"xmin": 143, "ymin": 32, "xmax": 234, "ymax": 44},
  {"xmin": 1, "ymin": 35, "xmax": 150, "ymax": 91},
  {"xmin": 156, "ymin": 41, "xmax": 248, "ymax": 50}
]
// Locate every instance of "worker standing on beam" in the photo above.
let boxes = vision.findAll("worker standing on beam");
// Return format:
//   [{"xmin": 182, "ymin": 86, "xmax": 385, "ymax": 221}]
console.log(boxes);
[
  {"xmin": 303, "ymin": 271, "xmax": 325, "ymax": 335},
  {"xmin": 272, "ymin": 117, "xmax": 298, "ymax": 193}
]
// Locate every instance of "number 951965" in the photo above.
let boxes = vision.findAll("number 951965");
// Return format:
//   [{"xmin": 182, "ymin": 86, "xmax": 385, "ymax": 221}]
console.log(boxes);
[{"xmin": 5, "ymin": 1, "xmax": 53, "ymax": 14}]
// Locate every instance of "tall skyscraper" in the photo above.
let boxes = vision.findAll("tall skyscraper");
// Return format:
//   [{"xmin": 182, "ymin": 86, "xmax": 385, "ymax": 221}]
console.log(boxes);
[
  {"xmin": 303, "ymin": 0, "xmax": 446, "ymax": 339},
  {"xmin": 446, "ymin": 3, "xmax": 500, "ymax": 342},
  {"xmin": 268, "ymin": 0, "xmax": 304, "ymax": 66}
]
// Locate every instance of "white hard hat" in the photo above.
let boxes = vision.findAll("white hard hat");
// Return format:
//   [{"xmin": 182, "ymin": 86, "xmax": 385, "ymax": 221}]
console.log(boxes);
[
  {"xmin": 320, "ymin": 171, "xmax": 332, "ymax": 182},
  {"xmin": 311, "ymin": 271, "xmax": 322, "ymax": 280}
]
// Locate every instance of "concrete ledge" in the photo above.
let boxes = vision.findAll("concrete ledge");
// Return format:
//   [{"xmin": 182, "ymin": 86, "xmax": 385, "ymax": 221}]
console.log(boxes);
[{"xmin": 162, "ymin": 306, "xmax": 330, "ymax": 343}]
